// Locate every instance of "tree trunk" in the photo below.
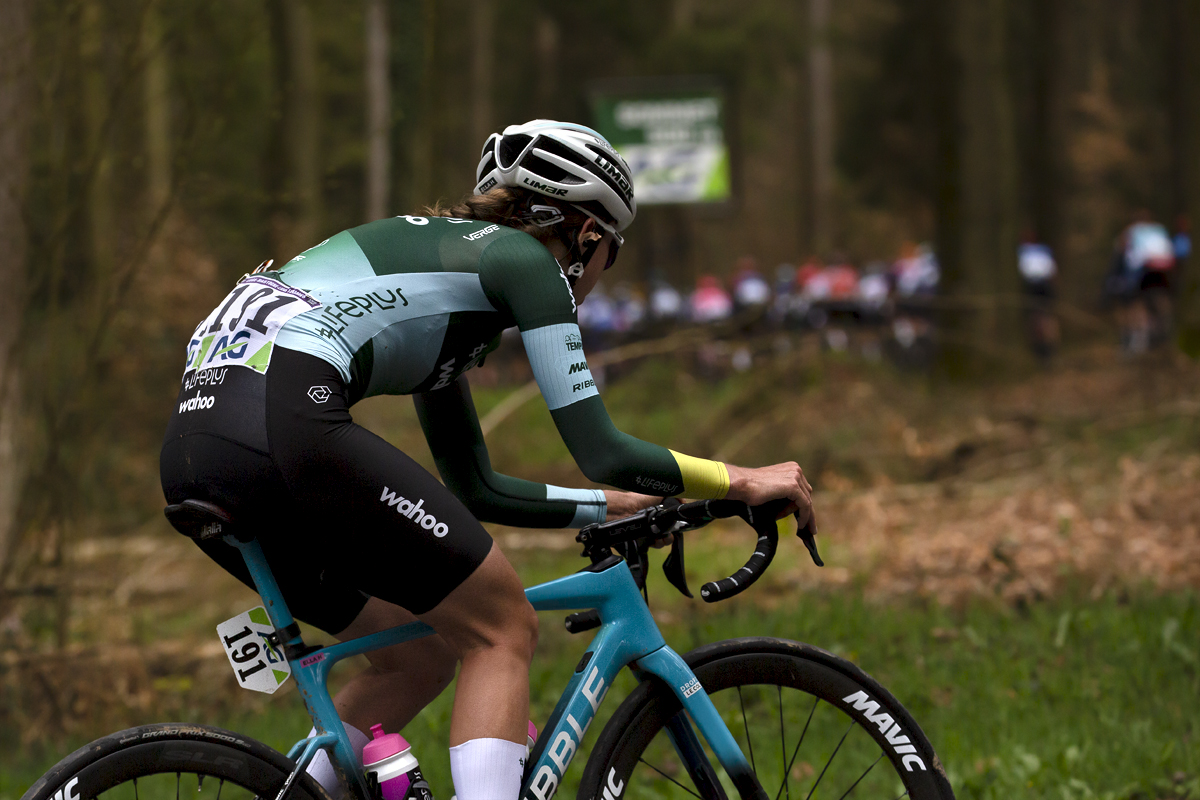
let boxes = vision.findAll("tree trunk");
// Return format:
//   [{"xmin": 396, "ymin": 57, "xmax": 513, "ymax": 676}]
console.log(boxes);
[
  {"xmin": 672, "ymin": 0, "xmax": 695, "ymax": 31},
  {"xmin": 470, "ymin": 0, "xmax": 495, "ymax": 153},
  {"xmin": 265, "ymin": 0, "xmax": 321, "ymax": 259},
  {"xmin": 1030, "ymin": 0, "xmax": 1068, "ymax": 258},
  {"xmin": 1167, "ymin": 0, "xmax": 1189, "ymax": 221},
  {"xmin": 0, "ymin": 0, "xmax": 33, "ymax": 583},
  {"xmin": 81, "ymin": 0, "xmax": 115, "ymax": 277},
  {"xmin": 143, "ymin": 0, "xmax": 172, "ymax": 215},
  {"xmin": 809, "ymin": 0, "xmax": 834, "ymax": 257},
  {"xmin": 364, "ymin": 0, "xmax": 390, "ymax": 221},
  {"xmin": 1176, "ymin": 0, "xmax": 1200, "ymax": 352},
  {"xmin": 938, "ymin": 0, "xmax": 1021, "ymax": 376},
  {"xmin": 411, "ymin": 0, "xmax": 438, "ymax": 206},
  {"xmin": 534, "ymin": 15, "xmax": 560, "ymax": 114}
]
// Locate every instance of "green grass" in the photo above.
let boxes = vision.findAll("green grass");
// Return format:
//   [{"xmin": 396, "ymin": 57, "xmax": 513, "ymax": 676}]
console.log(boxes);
[{"xmin": 4, "ymin": 586, "xmax": 1196, "ymax": 800}]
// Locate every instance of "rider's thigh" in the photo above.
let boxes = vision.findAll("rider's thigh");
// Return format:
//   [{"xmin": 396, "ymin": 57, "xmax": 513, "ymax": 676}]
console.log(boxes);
[
  {"xmin": 337, "ymin": 596, "xmax": 458, "ymax": 681},
  {"xmin": 418, "ymin": 543, "xmax": 538, "ymax": 663}
]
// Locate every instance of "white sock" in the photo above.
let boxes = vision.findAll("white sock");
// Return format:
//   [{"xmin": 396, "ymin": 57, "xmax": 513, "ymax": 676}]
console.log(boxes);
[
  {"xmin": 305, "ymin": 722, "xmax": 370, "ymax": 798},
  {"xmin": 449, "ymin": 737, "xmax": 526, "ymax": 800}
]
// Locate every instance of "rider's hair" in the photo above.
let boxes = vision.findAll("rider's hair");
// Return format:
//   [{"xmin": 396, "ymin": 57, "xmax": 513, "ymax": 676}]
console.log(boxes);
[{"xmin": 423, "ymin": 186, "xmax": 591, "ymax": 247}]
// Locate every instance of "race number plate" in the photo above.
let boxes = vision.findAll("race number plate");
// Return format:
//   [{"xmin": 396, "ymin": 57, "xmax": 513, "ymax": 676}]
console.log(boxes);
[
  {"xmin": 185, "ymin": 276, "xmax": 320, "ymax": 376},
  {"xmin": 216, "ymin": 607, "xmax": 291, "ymax": 694}
]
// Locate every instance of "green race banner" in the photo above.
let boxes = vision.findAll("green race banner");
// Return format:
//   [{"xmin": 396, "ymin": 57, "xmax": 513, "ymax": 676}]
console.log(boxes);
[{"xmin": 591, "ymin": 81, "xmax": 730, "ymax": 205}]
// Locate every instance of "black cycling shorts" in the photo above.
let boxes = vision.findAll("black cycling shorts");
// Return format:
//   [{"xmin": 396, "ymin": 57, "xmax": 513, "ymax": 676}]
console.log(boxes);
[{"xmin": 160, "ymin": 347, "xmax": 494, "ymax": 633}]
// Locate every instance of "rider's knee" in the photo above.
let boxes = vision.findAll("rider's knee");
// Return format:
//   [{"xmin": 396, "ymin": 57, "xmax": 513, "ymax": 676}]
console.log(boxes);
[
  {"xmin": 482, "ymin": 596, "xmax": 539, "ymax": 665},
  {"xmin": 512, "ymin": 598, "xmax": 539, "ymax": 663}
]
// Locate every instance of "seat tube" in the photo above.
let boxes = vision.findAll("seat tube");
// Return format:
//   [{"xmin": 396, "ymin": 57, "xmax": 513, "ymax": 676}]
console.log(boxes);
[
  {"xmin": 226, "ymin": 535, "xmax": 372, "ymax": 800},
  {"xmin": 227, "ymin": 535, "xmax": 298, "ymax": 633}
]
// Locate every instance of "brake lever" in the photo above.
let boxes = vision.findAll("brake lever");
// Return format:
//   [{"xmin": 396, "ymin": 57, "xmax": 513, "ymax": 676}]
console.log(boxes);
[
  {"xmin": 662, "ymin": 535, "xmax": 693, "ymax": 598},
  {"xmin": 796, "ymin": 512, "xmax": 824, "ymax": 567}
]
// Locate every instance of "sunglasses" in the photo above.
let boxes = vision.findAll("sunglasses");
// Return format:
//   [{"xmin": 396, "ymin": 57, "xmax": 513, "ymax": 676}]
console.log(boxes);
[{"xmin": 603, "ymin": 229, "xmax": 624, "ymax": 271}]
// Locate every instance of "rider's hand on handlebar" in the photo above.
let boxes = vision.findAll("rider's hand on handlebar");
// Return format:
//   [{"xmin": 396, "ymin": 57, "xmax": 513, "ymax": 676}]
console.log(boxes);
[
  {"xmin": 604, "ymin": 490, "xmax": 664, "ymax": 520},
  {"xmin": 725, "ymin": 462, "xmax": 817, "ymax": 532},
  {"xmin": 603, "ymin": 490, "xmax": 675, "ymax": 547}
]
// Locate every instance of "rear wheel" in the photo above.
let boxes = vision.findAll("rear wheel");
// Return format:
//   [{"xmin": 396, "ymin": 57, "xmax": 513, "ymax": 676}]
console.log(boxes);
[
  {"xmin": 579, "ymin": 638, "xmax": 954, "ymax": 800},
  {"xmin": 21, "ymin": 723, "xmax": 331, "ymax": 800}
]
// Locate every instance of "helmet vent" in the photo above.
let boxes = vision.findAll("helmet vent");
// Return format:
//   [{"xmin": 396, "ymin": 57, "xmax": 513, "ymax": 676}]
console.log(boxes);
[
  {"xmin": 497, "ymin": 134, "xmax": 534, "ymax": 169},
  {"xmin": 524, "ymin": 154, "xmax": 580, "ymax": 185}
]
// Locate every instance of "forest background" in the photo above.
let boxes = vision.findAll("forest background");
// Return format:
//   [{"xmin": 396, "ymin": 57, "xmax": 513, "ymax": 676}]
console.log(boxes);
[{"xmin": 0, "ymin": 0, "xmax": 1199, "ymax": 798}]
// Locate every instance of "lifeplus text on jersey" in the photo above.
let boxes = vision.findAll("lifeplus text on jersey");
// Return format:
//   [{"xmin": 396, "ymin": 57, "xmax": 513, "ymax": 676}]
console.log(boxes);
[{"xmin": 314, "ymin": 288, "xmax": 408, "ymax": 339}]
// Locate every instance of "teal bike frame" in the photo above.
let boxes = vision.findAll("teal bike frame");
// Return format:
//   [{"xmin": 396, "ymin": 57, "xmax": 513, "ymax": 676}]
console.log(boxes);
[{"xmin": 229, "ymin": 535, "xmax": 763, "ymax": 800}]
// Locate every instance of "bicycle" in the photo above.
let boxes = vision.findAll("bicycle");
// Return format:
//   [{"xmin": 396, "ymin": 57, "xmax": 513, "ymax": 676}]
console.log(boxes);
[{"xmin": 22, "ymin": 497, "xmax": 954, "ymax": 800}]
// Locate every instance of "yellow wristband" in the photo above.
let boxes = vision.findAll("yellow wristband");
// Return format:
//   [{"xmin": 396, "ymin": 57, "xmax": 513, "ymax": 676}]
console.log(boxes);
[{"xmin": 668, "ymin": 450, "xmax": 730, "ymax": 499}]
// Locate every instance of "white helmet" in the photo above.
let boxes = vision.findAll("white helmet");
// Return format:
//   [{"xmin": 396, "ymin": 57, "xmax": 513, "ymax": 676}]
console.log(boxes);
[{"xmin": 475, "ymin": 119, "xmax": 636, "ymax": 233}]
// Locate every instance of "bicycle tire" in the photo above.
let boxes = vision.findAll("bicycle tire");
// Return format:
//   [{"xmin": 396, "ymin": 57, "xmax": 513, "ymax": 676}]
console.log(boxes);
[
  {"xmin": 579, "ymin": 637, "xmax": 954, "ymax": 800},
  {"xmin": 21, "ymin": 723, "xmax": 332, "ymax": 800}
]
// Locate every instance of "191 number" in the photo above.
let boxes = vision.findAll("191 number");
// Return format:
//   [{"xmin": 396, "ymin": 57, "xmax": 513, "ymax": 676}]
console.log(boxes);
[{"xmin": 223, "ymin": 625, "xmax": 268, "ymax": 681}]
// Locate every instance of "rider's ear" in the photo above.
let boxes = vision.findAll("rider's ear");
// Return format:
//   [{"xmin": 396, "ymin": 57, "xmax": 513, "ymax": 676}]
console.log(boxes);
[{"xmin": 577, "ymin": 218, "xmax": 598, "ymax": 246}]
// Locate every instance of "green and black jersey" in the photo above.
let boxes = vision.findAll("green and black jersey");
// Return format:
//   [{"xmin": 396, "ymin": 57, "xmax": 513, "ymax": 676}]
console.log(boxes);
[{"xmin": 188, "ymin": 215, "xmax": 729, "ymax": 528}]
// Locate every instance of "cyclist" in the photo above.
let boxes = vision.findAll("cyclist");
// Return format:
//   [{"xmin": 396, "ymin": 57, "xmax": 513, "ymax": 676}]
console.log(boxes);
[
  {"xmin": 1107, "ymin": 210, "xmax": 1176, "ymax": 352},
  {"xmin": 159, "ymin": 120, "xmax": 814, "ymax": 800},
  {"xmin": 1016, "ymin": 231, "xmax": 1060, "ymax": 362}
]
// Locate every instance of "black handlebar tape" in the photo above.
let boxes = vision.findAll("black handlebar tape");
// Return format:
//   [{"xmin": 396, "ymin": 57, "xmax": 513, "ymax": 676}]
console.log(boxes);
[{"xmin": 699, "ymin": 525, "xmax": 779, "ymax": 603}]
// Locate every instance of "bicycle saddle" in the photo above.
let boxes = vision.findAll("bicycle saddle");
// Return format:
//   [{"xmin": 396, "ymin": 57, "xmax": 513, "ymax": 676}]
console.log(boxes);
[{"xmin": 164, "ymin": 499, "xmax": 249, "ymax": 542}]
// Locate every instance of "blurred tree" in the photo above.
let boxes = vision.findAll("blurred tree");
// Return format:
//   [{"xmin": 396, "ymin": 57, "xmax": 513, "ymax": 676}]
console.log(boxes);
[
  {"xmin": 142, "ymin": 0, "xmax": 172, "ymax": 216},
  {"xmin": 809, "ymin": 0, "xmax": 834, "ymax": 257},
  {"xmin": 265, "ymin": 0, "xmax": 321, "ymax": 259},
  {"xmin": 534, "ymin": 13, "xmax": 560, "ymax": 114},
  {"xmin": 364, "ymin": 0, "xmax": 391, "ymax": 221},
  {"xmin": 1026, "ymin": 0, "xmax": 1068, "ymax": 259},
  {"xmin": 470, "ymin": 0, "xmax": 495, "ymax": 152},
  {"xmin": 0, "ymin": 0, "xmax": 33, "ymax": 584},
  {"xmin": 1176, "ymin": 0, "xmax": 1200, "ymax": 353},
  {"xmin": 410, "ymin": 0, "xmax": 438, "ymax": 205},
  {"xmin": 81, "ymin": 0, "xmax": 115, "ymax": 276},
  {"xmin": 934, "ymin": 0, "xmax": 1020, "ymax": 376}
]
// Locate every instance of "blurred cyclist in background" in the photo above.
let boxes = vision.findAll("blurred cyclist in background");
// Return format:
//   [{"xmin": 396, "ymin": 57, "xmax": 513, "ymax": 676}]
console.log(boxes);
[
  {"xmin": 1107, "ymin": 210, "xmax": 1176, "ymax": 353},
  {"xmin": 1017, "ymin": 230, "xmax": 1060, "ymax": 363}
]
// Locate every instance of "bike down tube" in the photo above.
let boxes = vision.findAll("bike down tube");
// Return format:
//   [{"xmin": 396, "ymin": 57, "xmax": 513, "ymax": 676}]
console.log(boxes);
[
  {"xmin": 228, "ymin": 535, "xmax": 375, "ymax": 800},
  {"xmin": 636, "ymin": 647, "xmax": 765, "ymax": 799},
  {"xmin": 522, "ymin": 560, "xmax": 763, "ymax": 800}
]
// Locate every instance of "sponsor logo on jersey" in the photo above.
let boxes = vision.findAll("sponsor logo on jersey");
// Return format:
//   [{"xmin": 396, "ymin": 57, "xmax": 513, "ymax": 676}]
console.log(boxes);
[
  {"xmin": 184, "ymin": 367, "xmax": 228, "ymax": 392},
  {"xmin": 572, "ymin": 379, "xmax": 595, "ymax": 393},
  {"xmin": 567, "ymin": 361, "xmax": 589, "ymax": 375},
  {"xmin": 565, "ymin": 332, "xmax": 583, "ymax": 352},
  {"xmin": 430, "ymin": 358, "xmax": 457, "ymax": 391},
  {"xmin": 522, "ymin": 177, "xmax": 568, "ymax": 196},
  {"xmin": 380, "ymin": 487, "xmax": 450, "ymax": 537},
  {"xmin": 179, "ymin": 391, "xmax": 216, "ymax": 413},
  {"xmin": 315, "ymin": 288, "xmax": 408, "ymax": 339},
  {"xmin": 635, "ymin": 476, "xmax": 678, "ymax": 494},
  {"xmin": 462, "ymin": 224, "xmax": 500, "ymax": 242},
  {"xmin": 593, "ymin": 154, "xmax": 633, "ymax": 202},
  {"xmin": 308, "ymin": 385, "xmax": 331, "ymax": 404},
  {"xmin": 842, "ymin": 691, "xmax": 927, "ymax": 772}
]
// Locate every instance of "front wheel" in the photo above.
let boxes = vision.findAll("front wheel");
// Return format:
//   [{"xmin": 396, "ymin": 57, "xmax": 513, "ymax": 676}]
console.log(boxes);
[
  {"xmin": 579, "ymin": 638, "xmax": 954, "ymax": 800},
  {"xmin": 21, "ymin": 723, "xmax": 331, "ymax": 800}
]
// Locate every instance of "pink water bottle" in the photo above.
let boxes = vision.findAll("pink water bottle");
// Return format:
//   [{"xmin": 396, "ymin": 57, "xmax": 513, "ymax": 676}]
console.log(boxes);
[{"xmin": 362, "ymin": 724, "xmax": 432, "ymax": 800}]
